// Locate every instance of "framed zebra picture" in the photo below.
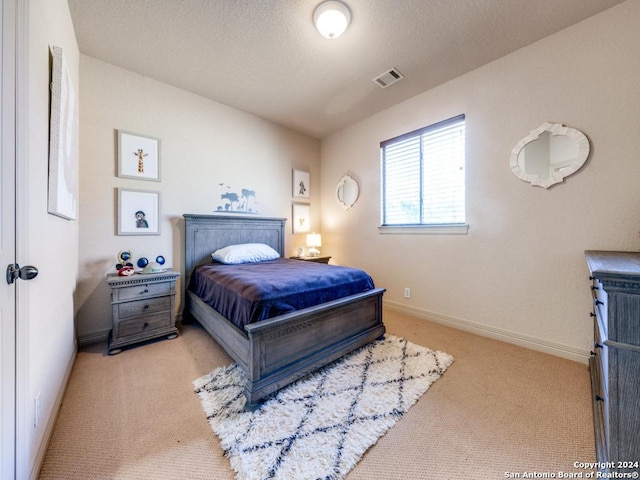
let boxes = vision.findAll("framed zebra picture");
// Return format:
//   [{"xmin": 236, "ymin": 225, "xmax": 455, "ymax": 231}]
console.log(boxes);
[{"xmin": 292, "ymin": 169, "xmax": 310, "ymax": 199}]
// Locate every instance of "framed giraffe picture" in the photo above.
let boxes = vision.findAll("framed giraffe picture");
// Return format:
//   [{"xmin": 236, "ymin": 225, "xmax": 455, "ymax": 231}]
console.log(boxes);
[{"xmin": 117, "ymin": 130, "xmax": 160, "ymax": 181}]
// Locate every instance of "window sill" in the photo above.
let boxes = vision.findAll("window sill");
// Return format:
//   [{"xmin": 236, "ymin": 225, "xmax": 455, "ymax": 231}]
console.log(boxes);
[{"xmin": 378, "ymin": 224, "xmax": 469, "ymax": 235}]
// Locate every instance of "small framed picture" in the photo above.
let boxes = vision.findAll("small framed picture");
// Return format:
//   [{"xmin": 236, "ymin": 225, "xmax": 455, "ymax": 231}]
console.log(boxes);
[
  {"xmin": 292, "ymin": 169, "xmax": 310, "ymax": 199},
  {"xmin": 118, "ymin": 130, "xmax": 160, "ymax": 181},
  {"xmin": 292, "ymin": 203, "xmax": 310, "ymax": 234},
  {"xmin": 117, "ymin": 188, "xmax": 160, "ymax": 235}
]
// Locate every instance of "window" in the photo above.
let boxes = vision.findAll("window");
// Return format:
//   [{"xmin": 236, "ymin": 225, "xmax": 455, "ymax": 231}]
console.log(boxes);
[{"xmin": 380, "ymin": 114, "xmax": 466, "ymax": 231}]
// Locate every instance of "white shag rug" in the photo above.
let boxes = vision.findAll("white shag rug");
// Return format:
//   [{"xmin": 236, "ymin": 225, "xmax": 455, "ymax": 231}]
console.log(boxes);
[{"xmin": 193, "ymin": 335, "xmax": 453, "ymax": 480}]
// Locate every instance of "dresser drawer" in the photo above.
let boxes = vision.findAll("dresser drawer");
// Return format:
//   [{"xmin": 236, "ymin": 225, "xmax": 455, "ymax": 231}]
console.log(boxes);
[
  {"xmin": 591, "ymin": 279, "xmax": 608, "ymax": 339},
  {"xmin": 114, "ymin": 281, "xmax": 174, "ymax": 302},
  {"xmin": 591, "ymin": 278, "xmax": 607, "ymax": 305},
  {"xmin": 593, "ymin": 319, "xmax": 608, "ymax": 397},
  {"xmin": 117, "ymin": 295, "xmax": 172, "ymax": 319},
  {"xmin": 116, "ymin": 312, "xmax": 172, "ymax": 338}
]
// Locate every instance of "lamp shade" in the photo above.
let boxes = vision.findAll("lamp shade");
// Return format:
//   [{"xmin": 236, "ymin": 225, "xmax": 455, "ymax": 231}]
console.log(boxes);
[
  {"xmin": 306, "ymin": 233, "xmax": 322, "ymax": 248},
  {"xmin": 313, "ymin": 1, "xmax": 351, "ymax": 39}
]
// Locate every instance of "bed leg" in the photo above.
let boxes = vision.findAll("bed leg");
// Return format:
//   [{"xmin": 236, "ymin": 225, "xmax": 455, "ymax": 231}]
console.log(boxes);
[
  {"xmin": 243, "ymin": 399, "xmax": 261, "ymax": 412},
  {"xmin": 180, "ymin": 309, "xmax": 194, "ymax": 325}
]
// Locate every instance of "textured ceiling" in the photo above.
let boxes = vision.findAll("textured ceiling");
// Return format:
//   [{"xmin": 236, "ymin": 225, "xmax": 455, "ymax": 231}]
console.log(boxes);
[{"xmin": 67, "ymin": 0, "xmax": 624, "ymax": 139}]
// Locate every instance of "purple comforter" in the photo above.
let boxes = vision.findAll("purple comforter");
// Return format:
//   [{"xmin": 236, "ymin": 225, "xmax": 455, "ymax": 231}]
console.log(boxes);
[{"xmin": 188, "ymin": 258, "xmax": 375, "ymax": 329}]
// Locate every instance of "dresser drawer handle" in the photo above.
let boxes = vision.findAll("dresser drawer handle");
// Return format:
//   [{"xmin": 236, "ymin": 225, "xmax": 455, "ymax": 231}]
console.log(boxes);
[
  {"xmin": 140, "ymin": 289, "xmax": 149, "ymax": 294},
  {"xmin": 589, "ymin": 312, "xmax": 596, "ymax": 318},
  {"xmin": 595, "ymin": 395, "xmax": 605, "ymax": 402},
  {"xmin": 143, "ymin": 304, "xmax": 149, "ymax": 310},
  {"xmin": 590, "ymin": 285, "xmax": 599, "ymax": 291},
  {"xmin": 143, "ymin": 322, "xmax": 149, "ymax": 329},
  {"xmin": 594, "ymin": 299, "xmax": 604, "ymax": 306},
  {"xmin": 594, "ymin": 342, "xmax": 603, "ymax": 349}
]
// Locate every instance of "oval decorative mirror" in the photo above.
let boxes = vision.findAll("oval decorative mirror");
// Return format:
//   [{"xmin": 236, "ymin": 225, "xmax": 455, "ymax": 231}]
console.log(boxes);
[
  {"xmin": 336, "ymin": 174, "xmax": 359, "ymax": 210},
  {"xmin": 509, "ymin": 122, "xmax": 590, "ymax": 189}
]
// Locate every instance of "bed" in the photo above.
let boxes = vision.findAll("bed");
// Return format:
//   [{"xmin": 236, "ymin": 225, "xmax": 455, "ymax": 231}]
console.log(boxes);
[{"xmin": 183, "ymin": 214, "xmax": 385, "ymax": 409}]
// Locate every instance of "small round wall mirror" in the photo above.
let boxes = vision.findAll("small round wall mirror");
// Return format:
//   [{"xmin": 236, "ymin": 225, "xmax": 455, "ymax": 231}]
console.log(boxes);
[
  {"xmin": 509, "ymin": 122, "xmax": 590, "ymax": 189},
  {"xmin": 336, "ymin": 174, "xmax": 359, "ymax": 210}
]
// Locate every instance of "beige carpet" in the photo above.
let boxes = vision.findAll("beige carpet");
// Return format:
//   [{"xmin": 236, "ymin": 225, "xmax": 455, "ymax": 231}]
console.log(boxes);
[
  {"xmin": 38, "ymin": 309, "xmax": 595, "ymax": 479},
  {"xmin": 194, "ymin": 335, "xmax": 453, "ymax": 480}
]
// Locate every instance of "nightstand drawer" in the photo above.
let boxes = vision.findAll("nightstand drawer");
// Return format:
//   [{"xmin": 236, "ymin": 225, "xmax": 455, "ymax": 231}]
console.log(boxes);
[
  {"xmin": 115, "ymin": 281, "xmax": 174, "ymax": 301},
  {"xmin": 116, "ymin": 312, "xmax": 172, "ymax": 338},
  {"xmin": 117, "ymin": 296, "xmax": 172, "ymax": 319}
]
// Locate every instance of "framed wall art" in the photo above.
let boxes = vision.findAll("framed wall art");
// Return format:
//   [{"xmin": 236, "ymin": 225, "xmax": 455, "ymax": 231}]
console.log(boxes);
[
  {"xmin": 292, "ymin": 203, "xmax": 310, "ymax": 234},
  {"xmin": 118, "ymin": 130, "xmax": 160, "ymax": 181},
  {"xmin": 48, "ymin": 45, "xmax": 78, "ymax": 220},
  {"xmin": 117, "ymin": 188, "xmax": 160, "ymax": 235},
  {"xmin": 292, "ymin": 169, "xmax": 310, "ymax": 199}
]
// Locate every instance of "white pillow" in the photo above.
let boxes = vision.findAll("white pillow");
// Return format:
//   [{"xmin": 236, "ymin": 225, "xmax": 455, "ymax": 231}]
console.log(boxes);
[{"xmin": 211, "ymin": 243, "xmax": 280, "ymax": 264}]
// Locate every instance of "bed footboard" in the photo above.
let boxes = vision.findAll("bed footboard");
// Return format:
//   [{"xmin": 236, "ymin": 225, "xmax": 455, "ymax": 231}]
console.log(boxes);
[
  {"xmin": 187, "ymin": 287, "xmax": 385, "ymax": 408},
  {"xmin": 243, "ymin": 287, "xmax": 385, "ymax": 407}
]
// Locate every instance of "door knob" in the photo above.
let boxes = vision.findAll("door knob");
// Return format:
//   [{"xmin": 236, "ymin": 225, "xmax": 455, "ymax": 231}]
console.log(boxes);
[
  {"xmin": 5, "ymin": 264, "xmax": 39, "ymax": 284},
  {"xmin": 19, "ymin": 265, "xmax": 39, "ymax": 280}
]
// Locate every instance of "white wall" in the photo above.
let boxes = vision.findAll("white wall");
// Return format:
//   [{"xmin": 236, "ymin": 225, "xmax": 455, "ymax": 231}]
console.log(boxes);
[
  {"xmin": 320, "ymin": 1, "xmax": 640, "ymax": 361},
  {"xmin": 75, "ymin": 57, "xmax": 321, "ymax": 341},
  {"xmin": 24, "ymin": 0, "xmax": 79, "ymax": 477}
]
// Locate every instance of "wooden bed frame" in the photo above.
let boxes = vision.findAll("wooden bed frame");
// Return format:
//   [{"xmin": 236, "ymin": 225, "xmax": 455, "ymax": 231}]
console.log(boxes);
[{"xmin": 183, "ymin": 214, "xmax": 385, "ymax": 409}]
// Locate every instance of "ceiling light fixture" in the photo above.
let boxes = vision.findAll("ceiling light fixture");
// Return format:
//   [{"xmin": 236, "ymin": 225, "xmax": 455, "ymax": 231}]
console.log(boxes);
[{"xmin": 313, "ymin": 0, "xmax": 351, "ymax": 39}]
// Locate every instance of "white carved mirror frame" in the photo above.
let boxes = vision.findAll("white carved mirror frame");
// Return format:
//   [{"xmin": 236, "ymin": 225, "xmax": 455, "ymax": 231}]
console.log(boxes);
[
  {"xmin": 336, "ymin": 174, "xmax": 359, "ymax": 210},
  {"xmin": 509, "ymin": 122, "xmax": 590, "ymax": 189}
]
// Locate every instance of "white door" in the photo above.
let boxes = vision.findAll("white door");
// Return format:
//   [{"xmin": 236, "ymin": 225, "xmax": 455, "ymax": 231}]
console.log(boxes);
[{"xmin": 1, "ymin": 0, "xmax": 17, "ymax": 477}]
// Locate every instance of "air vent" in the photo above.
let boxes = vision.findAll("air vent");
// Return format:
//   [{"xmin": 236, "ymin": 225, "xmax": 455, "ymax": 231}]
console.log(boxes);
[{"xmin": 372, "ymin": 68, "xmax": 404, "ymax": 88}]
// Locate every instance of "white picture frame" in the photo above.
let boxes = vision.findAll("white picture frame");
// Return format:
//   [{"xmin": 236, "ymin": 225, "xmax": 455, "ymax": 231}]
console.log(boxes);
[
  {"xmin": 292, "ymin": 169, "xmax": 310, "ymax": 199},
  {"xmin": 292, "ymin": 203, "xmax": 310, "ymax": 234},
  {"xmin": 118, "ymin": 130, "xmax": 160, "ymax": 181},
  {"xmin": 117, "ymin": 188, "xmax": 160, "ymax": 235},
  {"xmin": 47, "ymin": 45, "xmax": 78, "ymax": 220}
]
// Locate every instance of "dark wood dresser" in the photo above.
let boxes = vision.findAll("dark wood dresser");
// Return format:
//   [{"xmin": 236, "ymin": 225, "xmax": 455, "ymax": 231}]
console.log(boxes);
[{"xmin": 585, "ymin": 251, "xmax": 640, "ymax": 473}]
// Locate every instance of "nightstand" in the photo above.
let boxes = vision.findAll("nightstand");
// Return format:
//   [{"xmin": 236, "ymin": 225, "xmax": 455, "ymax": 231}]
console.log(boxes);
[
  {"xmin": 289, "ymin": 256, "xmax": 332, "ymax": 264},
  {"xmin": 106, "ymin": 270, "xmax": 180, "ymax": 355}
]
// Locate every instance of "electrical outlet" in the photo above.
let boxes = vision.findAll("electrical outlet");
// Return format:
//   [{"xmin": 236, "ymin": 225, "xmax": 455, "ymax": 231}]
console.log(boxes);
[
  {"xmin": 404, "ymin": 287, "xmax": 411, "ymax": 299},
  {"xmin": 34, "ymin": 391, "xmax": 41, "ymax": 428}
]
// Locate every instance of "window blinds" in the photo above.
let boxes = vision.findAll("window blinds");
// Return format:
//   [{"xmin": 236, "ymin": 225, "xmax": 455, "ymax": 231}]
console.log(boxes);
[{"xmin": 381, "ymin": 115, "xmax": 465, "ymax": 226}]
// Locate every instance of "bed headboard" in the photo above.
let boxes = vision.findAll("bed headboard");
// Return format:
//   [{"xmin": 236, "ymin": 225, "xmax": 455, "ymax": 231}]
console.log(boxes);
[{"xmin": 183, "ymin": 214, "xmax": 287, "ymax": 281}]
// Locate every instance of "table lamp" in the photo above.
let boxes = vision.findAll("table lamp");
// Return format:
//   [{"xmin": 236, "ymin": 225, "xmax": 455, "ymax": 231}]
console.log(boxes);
[{"xmin": 306, "ymin": 233, "xmax": 322, "ymax": 256}]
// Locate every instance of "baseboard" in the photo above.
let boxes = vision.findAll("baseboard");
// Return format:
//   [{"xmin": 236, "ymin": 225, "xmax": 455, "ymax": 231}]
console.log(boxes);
[
  {"xmin": 384, "ymin": 300, "xmax": 590, "ymax": 364},
  {"xmin": 30, "ymin": 343, "xmax": 77, "ymax": 480},
  {"xmin": 77, "ymin": 328, "xmax": 110, "ymax": 346}
]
